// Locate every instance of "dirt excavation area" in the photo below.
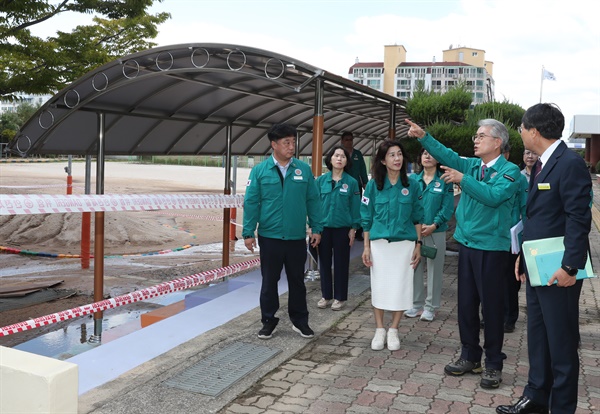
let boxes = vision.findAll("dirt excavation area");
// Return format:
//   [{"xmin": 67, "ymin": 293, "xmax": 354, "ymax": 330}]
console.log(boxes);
[{"xmin": 0, "ymin": 161, "xmax": 253, "ymax": 348}]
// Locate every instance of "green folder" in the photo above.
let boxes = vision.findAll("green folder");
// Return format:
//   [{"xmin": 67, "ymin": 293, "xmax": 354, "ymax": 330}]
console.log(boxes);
[{"xmin": 522, "ymin": 236, "xmax": 595, "ymax": 287}]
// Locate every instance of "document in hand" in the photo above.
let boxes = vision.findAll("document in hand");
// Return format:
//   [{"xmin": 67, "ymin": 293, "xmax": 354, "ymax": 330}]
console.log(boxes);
[
  {"xmin": 522, "ymin": 236, "xmax": 595, "ymax": 287},
  {"xmin": 510, "ymin": 220, "xmax": 523, "ymax": 254}
]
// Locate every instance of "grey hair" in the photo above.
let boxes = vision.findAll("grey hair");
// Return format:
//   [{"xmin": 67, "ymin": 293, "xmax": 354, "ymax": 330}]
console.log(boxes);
[{"xmin": 478, "ymin": 119, "xmax": 509, "ymax": 150}]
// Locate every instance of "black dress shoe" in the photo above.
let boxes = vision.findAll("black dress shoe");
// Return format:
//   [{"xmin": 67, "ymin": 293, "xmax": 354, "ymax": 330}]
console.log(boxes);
[
  {"xmin": 496, "ymin": 396, "xmax": 549, "ymax": 414},
  {"xmin": 504, "ymin": 323, "xmax": 515, "ymax": 333}
]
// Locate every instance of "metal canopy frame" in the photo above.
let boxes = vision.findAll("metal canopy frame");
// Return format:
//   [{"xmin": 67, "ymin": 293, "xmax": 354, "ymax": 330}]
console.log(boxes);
[{"xmin": 8, "ymin": 43, "xmax": 408, "ymax": 158}]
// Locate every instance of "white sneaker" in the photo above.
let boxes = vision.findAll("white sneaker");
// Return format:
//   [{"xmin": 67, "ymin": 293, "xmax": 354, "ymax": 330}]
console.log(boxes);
[
  {"xmin": 371, "ymin": 328, "xmax": 386, "ymax": 350},
  {"xmin": 317, "ymin": 298, "xmax": 333, "ymax": 309},
  {"xmin": 387, "ymin": 328, "xmax": 400, "ymax": 351},
  {"xmin": 421, "ymin": 309, "xmax": 435, "ymax": 321},
  {"xmin": 404, "ymin": 307, "xmax": 423, "ymax": 318},
  {"xmin": 331, "ymin": 300, "xmax": 346, "ymax": 311}
]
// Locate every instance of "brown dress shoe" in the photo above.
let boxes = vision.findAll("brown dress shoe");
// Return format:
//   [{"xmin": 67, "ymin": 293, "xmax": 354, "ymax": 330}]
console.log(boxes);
[{"xmin": 496, "ymin": 396, "xmax": 549, "ymax": 414}]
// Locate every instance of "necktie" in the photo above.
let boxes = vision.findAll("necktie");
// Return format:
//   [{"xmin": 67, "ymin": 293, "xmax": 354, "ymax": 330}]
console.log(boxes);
[
  {"xmin": 534, "ymin": 161, "xmax": 543, "ymax": 182},
  {"xmin": 481, "ymin": 164, "xmax": 487, "ymax": 180}
]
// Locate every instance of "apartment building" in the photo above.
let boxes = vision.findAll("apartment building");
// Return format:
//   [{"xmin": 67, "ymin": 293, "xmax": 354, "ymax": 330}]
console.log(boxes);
[
  {"xmin": 0, "ymin": 94, "xmax": 52, "ymax": 115},
  {"xmin": 349, "ymin": 45, "xmax": 495, "ymax": 106}
]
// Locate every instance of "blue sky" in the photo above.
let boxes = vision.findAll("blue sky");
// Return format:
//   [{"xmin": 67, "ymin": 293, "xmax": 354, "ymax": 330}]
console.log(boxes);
[{"xmin": 36, "ymin": 0, "xmax": 600, "ymax": 139}]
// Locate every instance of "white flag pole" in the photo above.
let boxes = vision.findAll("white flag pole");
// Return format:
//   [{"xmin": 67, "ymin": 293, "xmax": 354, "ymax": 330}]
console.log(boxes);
[{"xmin": 540, "ymin": 66, "xmax": 544, "ymax": 103}]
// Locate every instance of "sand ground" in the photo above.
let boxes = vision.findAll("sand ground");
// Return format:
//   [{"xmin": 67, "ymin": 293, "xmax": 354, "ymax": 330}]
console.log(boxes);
[{"xmin": 0, "ymin": 160, "xmax": 252, "ymax": 347}]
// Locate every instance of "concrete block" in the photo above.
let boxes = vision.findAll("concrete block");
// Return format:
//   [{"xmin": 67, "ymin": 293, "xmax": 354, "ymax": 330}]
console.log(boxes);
[{"xmin": 0, "ymin": 346, "xmax": 78, "ymax": 413}]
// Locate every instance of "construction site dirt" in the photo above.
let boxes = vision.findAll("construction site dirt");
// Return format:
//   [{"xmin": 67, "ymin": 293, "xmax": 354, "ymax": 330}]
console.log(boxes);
[{"xmin": 0, "ymin": 161, "xmax": 253, "ymax": 348}]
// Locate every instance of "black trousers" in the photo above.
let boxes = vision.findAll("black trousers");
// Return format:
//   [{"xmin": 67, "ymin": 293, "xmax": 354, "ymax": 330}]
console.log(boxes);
[
  {"xmin": 258, "ymin": 236, "xmax": 308, "ymax": 325},
  {"xmin": 318, "ymin": 227, "xmax": 351, "ymax": 301},
  {"xmin": 524, "ymin": 279, "xmax": 582, "ymax": 413},
  {"xmin": 504, "ymin": 253, "xmax": 521, "ymax": 326},
  {"xmin": 457, "ymin": 245, "xmax": 509, "ymax": 370}
]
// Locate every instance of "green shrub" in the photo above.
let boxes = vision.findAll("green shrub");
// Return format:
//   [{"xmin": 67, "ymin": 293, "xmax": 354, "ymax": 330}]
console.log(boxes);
[
  {"xmin": 405, "ymin": 89, "xmax": 527, "ymax": 165},
  {"xmin": 406, "ymin": 83, "xmax": 472, "ymax": 126},
  {"xmin": 471, "ymin": 100, "xmax": 525, "ymax": 130}
]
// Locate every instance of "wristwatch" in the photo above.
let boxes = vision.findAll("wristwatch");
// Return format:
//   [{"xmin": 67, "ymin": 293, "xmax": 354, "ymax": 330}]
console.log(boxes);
[
  {"xmin": 243, "ymin": 235, "xmax": 254, "ymax": 239},
  {"xmin": 561, "ymin": 265, "xmax": 578, "ymax": 276},
  {"xmin": 415, "ymin": 240, "xmax": 423, "ymax": 245}
]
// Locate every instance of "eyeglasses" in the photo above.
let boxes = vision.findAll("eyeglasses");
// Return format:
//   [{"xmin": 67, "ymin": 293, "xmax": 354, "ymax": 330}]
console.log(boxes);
[
  {"xmin": 523, "ymin": 150, "xmax": 538, "ymax": 157},
  {"xmin": 517, "ymin": 126, "xmax": 523, "ymax": 134},
  {"xmin": 471, "ymin": 134, "xmax": 496, "ymax": 142}
]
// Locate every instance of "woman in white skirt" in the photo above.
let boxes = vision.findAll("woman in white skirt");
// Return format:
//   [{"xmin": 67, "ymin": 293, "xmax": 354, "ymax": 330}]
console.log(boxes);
[{"xmin": 361, "ymin": 139, "xmax": 423, "ymax": 351}]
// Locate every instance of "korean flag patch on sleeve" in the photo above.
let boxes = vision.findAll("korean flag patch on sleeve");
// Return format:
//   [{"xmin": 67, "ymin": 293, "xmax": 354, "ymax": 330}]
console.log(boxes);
[{"xmin": 361, "ymin": 195, "xmax": 370, "ymax": 205}]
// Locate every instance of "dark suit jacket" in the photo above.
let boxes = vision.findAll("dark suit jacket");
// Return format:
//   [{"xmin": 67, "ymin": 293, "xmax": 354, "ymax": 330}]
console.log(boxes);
[{"xmin": 523, "ymin": 141, "xmax": 592, "ymax": 269}]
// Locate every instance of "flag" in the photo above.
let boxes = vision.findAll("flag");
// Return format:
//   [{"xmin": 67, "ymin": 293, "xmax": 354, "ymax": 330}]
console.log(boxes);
[{"xmin": 543, "ymin": 68, "xmax": 556, "ymax": 81}]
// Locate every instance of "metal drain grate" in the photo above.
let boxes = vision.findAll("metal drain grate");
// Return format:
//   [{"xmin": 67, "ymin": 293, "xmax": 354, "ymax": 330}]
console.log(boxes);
[
  {"xmin": 348, "ymin": 274, "xmax": 370, "ymax": 296},
  {"xmin": 163, "ymin": 342, "xmax": 281, "ymax": 396}
]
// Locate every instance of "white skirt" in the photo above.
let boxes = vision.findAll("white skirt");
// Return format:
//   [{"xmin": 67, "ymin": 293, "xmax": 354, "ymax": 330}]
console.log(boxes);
[{"xmin": 370, "ymin": 239, "xmax": 415, "ymax": 311}]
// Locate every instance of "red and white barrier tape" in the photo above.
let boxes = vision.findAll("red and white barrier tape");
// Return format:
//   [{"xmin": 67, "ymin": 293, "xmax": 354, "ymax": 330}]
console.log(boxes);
[
  {"xmin": 0, "ymin": 184, "xmax": 84, "ymax": 189},
  {"xmin": 0, "ymin": 193, "xmax": 244, "ymax": 215},
  {"xmin": 153, "ymin": 211, "xmax": 225, "ymax": 221},
  {"xmin": 152, "ymin": 211, "xmax": 244, "ymax": 227},
  {"xmin": 0, "ymin": 257, "xmax": 260, "ymax": 337}
]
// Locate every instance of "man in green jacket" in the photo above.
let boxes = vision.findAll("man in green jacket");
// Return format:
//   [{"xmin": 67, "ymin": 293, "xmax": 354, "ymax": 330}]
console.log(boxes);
[
  {"xmin": 406, "ymin": 118, "xmax": 521, "ymax": 390},
  {"xmin": 243, "ymin": 123, "xmax": 324, "ymax": 340}
]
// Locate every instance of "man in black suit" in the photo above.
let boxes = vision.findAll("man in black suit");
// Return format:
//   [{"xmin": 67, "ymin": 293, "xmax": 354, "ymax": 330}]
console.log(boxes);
[{"xmin": 497, "ymin": 103, "xmax": 592, "ymax": 414}]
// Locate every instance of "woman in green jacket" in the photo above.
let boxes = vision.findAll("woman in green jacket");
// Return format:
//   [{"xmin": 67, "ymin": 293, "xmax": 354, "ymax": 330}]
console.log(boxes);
[
  {"xmin": 315, "ymin": 145, "xmax": 361, "ymax": 311},
  {"xmin": 405, "ymin": 148, "xmax": 455, "ymax": 322},
  {"xmin": 361, "ymin": 140, "xmax": 423, "ymax": 351}
]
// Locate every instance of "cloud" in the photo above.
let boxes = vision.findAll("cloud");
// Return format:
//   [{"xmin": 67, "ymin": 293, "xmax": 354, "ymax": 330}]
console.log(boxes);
[{"xmin": 31, "ymin": 0, "xmax": 600, "ymax": 137}]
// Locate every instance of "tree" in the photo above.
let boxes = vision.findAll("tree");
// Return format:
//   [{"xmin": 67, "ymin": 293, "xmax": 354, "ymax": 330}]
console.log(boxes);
[
  {"xmin": 471, "ymin": 100, "xmax": 524, "ymax": 130},
  {"xmin": 0, "ymin": 0, "xmax": 170, "ymax": 100},
  {"xmin": 406, "ymin": 81, "xmax": 473, "ymax": 127},
  {"xmin": 0, "ymin": 101, "xmax": 39, "ymax": 143},
  {"xmin": 405, "ymin": 88, "xmax": 526, "ymax": 166},
  {"xmin": 403, "ymin": 83, "xmax": 473, "ymax": 162}
]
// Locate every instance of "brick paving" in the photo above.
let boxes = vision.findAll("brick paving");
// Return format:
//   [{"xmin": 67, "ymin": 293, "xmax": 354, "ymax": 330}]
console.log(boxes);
[
  {"xmin": 77, "ymin": 177, "xmax": 600, "ymax": 414},
  {"xmin": 221, "ymin": 177, "xmax": 600, "ymax": 414}
]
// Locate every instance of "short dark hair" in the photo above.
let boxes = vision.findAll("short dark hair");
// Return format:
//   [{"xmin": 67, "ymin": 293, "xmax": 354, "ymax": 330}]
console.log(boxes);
[
  {"xmin": 522, "ymin": 103, "xmax": 564, "ymax": 139},
  {"xmin": 324, "ymin": 145, "xmax": 352, "ymax": 172},
  {"xmin": 267, "ymin": 123, "xmax": 297, "ymax": 141},
  {"xmin": 341, "ymin": 131, "xmax": 353, "ymax": 141}
]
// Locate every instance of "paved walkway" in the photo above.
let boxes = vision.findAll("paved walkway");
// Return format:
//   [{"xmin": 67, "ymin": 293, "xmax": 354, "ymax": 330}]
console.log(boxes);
[
  {"xmin": 224, "ymin": 242, "xmax": 599, "ymax": 413},
  {"xmin": 79, "ymin": 177, "xmax": 600, "ymax": 414}
]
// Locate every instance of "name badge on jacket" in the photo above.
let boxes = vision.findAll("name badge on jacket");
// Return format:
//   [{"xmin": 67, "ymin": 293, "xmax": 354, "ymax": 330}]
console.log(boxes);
[{"xmin": 537, "ymin": 183, "xmax": 551, "ymax": 190}]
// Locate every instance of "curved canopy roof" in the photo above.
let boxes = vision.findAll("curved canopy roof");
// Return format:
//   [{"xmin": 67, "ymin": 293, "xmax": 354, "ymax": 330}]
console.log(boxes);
[{"xmin": 8, "ymin": 43, "xmax": 409, "ymax": 157}]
